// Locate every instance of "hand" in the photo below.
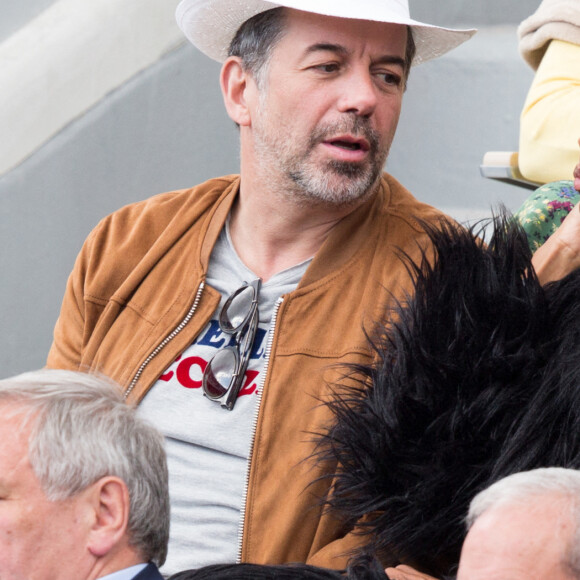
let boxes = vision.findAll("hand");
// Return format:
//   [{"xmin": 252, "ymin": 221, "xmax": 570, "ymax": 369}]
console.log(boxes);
[
  {"xmin": 385, "ymin": 564, "xmax": 439, "ymax": 580},
  {"xmin": 533, "ymin": 137, "xmax": 580, "ymax": 283},
  {"xmin": 531, "ymin": 200, "xmax": 580, "ymax": 284},
  {"xmin": 574, "ymin": 137, "xmax": 580, "ymax": 191}
]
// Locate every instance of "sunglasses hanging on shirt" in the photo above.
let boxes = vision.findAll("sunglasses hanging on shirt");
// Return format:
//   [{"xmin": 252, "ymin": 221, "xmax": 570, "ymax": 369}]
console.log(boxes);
[{"xmin": 202, "ymin": 279, "xmax": 261, "ymax": 410}]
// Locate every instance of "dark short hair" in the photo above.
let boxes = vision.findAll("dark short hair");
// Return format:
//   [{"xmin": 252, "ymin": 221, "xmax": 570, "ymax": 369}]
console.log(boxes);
[
  {"xmin": 228, "ymin": 8, "xmax": 415, "ymax": 87},
  {"xmin": 228, "ymin": 7, "xmax": 287, "ymax": 85},
  {"xmin": 168, "ymin": 555, "xmax": 387, "ymax": 579},
  {"xmin": 404, "ymin": 27, "xmax": 416, "ymax": 84}
]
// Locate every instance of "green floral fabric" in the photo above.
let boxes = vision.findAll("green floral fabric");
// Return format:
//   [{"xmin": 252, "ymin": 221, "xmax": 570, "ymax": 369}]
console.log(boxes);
[{"xmin": 514, "ymin": 180, "xmax": 580, "ymax": 252}]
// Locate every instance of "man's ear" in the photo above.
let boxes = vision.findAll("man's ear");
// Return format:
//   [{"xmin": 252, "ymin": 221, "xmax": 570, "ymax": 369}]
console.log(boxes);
[
  {"xmin": 220, "ymin": 56, "xmax": 255, "ymax": 127},
  {"xmin": 86, "ymin": 476, "xmax": 131, "ymax": 558}
]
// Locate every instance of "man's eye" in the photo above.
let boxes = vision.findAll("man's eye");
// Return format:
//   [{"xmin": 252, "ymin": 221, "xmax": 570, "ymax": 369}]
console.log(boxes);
[
  {"xmin": 377, "ymin": 72, "xmax": 402, "ymax": 87},
  {"xmin": 315, "ymin": 63, "xmax": 339, "ymax": 73}
]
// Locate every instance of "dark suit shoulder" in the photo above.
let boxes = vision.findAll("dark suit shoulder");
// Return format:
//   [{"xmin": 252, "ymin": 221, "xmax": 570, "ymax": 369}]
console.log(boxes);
[{"xmin": 133, "ymin": 563, "xmax": 164, "ymax": 580}]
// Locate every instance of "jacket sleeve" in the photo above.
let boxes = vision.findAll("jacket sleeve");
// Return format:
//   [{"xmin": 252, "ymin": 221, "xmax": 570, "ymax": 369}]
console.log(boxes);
[
  {"xmin": 45, "ymin": 193, "xmax": 167, "ymax": 371},
  {"xmin": 46, "ymin": 228, "xmax": 96, "ymax": 371},
  {"xmin": 519, "ymin": 40, "xmax": 580, "ymax": 183},
  {"xmin": 306, "ymin": 530, "xmax": 372, "ymax": 570}
]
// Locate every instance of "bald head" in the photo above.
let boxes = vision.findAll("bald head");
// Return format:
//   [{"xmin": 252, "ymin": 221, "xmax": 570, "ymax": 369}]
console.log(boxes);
[
  {"xmin": 457, "ymin": 495, "xmax": 576, "ymax": 580},
  {"xmin": 457, "ymin": 468, "xmax": 580, "ymax": 580}
]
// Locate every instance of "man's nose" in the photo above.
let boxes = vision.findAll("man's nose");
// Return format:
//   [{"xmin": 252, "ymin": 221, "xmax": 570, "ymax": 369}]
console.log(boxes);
[{"xmin": 337, "ymin": 70, "xmax": 378, "ymax": 117}]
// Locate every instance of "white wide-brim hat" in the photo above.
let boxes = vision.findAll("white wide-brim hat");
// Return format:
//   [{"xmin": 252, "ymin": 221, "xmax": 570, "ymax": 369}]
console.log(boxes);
[{"xmin": 176, "ymin": 0, "xmax": 476, "ymax": 66}]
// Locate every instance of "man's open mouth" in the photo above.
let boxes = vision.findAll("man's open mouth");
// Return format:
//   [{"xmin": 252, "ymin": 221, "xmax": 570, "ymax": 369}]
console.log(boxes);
[
  {"xmin": 325, "ymin": 137, "xmax": 370, "ymax": 152},
  {"xmin": 333, "ymin": 141, "xmax": 362, "ymax": 150}
]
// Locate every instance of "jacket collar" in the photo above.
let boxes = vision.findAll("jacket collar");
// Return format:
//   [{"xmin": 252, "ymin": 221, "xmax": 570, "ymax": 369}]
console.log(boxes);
[{"xmin": 199, "ymin": 176, "xmax": 389, "ymax": 287}]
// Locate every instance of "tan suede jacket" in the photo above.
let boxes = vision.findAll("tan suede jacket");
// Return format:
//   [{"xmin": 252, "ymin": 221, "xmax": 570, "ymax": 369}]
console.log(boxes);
[{"xmin": 47, "ymin": 173, "xmax": 450, "ymax": 569}]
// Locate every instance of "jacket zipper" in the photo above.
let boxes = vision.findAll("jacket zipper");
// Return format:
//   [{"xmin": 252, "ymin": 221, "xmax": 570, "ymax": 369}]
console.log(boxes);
[
  {"xmin": 236, "ymin": 296, "xmax": 284, "ymax": 563},
  {"xmin": 124, "ymin": 281, "xmax": 206, "ymax": 400}
]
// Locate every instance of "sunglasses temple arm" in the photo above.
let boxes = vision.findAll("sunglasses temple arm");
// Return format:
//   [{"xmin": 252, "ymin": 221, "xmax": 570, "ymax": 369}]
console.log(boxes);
[{"xmin": 223, "ymin": 308, "xmax": 258, "ymax": 410}]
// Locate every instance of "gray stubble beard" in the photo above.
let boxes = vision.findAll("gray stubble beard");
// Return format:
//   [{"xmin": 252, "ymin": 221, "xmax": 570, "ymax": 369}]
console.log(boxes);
[{"xmin": 254, "ymin": 111, "xmax": 390, "ymax": 208}]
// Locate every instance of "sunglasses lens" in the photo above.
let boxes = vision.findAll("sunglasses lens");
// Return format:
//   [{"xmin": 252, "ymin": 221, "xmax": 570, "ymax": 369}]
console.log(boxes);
[
  {"xmin": 220, "ymin": 285, "xmax": 256, "ymax": 332},
  {"xmin": 203, "ymin": 348, "xmax": 237, "ymax": 399}
]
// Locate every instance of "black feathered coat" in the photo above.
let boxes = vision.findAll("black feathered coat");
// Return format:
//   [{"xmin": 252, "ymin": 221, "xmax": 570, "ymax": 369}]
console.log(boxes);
[{"xmin": 317, "ymin": 215, "xmax": 580, "ymax": 578}]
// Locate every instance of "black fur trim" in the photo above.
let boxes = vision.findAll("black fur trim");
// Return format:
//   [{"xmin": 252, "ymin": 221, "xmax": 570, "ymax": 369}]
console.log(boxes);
[{"xmin": 316, "ymin": 213, "xmax": 580, "ymax": 577}]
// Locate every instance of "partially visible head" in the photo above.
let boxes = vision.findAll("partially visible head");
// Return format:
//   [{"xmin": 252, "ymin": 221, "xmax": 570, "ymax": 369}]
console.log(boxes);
[
  {"xmin": 168, "ymin": 555, "xmax": 387, "ymax": 579},
  {"xmin": 0, "ymin": 369, "xmax": 169, "ymax": 579},
  {"xmin": 169, "ymin": 562, "xmax": 345, "ymax": 580},
  {"xmin": 458, "ymin": 468, "xmax": 580, "ymax": 580}
]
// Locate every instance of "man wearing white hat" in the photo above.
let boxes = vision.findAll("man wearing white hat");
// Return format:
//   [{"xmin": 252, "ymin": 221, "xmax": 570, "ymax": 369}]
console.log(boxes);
[{"xmin": 47, "ymin": 0, "xmax": 580, "ymax": 576}]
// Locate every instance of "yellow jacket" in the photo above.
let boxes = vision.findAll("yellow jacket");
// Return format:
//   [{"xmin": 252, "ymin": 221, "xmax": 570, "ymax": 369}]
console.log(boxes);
[{"xmin": 519, "ymin": 39, "xmax": 580, "ymax": 183}]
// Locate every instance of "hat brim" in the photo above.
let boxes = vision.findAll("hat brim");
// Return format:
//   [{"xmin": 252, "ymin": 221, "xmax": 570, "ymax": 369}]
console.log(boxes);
[{"xmin": 176, "ymin": 0, "xmax": 476, "ymax": 66}]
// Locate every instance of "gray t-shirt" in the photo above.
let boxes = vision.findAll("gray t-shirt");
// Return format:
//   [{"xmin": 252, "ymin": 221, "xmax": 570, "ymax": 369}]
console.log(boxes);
[{"xmin": 138, "ymin": 224, "xmax": 310, "ymax": 575}]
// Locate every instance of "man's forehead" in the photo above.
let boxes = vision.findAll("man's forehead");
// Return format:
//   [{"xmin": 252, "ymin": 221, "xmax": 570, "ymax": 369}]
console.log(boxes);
[
  {"xmin": 280, "ymin": 9, "xmax": 407, "ymax": 56},
  {"xmin": 0, "ymin": 400, "xmax": 36, "ymax": 429},
  {"xmin": 0, "ymin": 402, "xmax": 36, "ymax": 461},
  {"xmin": 0, "ymin": 399, "xmax": 30, "ymax": 421},
  {"xmin": 0, "ymin": 407, "xmax": 33, "ymax": 477},
  {"xmin": 283, "ymin": 8, "xmax": 406, "ymax": 39}
]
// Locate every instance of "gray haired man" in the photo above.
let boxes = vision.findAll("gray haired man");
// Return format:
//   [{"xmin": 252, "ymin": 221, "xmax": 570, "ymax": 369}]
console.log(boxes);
[
  {"xmin": 457, "ymin": 467, "xmax": 580, "ymax": 580},
  {"xmin": 0, "ymin": 369, "xmax": 169, "ymax": 580}
]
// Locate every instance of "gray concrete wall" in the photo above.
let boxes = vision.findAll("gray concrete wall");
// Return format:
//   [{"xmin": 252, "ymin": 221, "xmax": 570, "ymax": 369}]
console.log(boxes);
[
  {"xmin": 1, "ymin": 0, "xmax": 56, "ymax": 41},
  {"xmin": 412, "ymin": 0, "xmax": 538, "ymax": 26},
  {"xmin": 0, "ymin": 0, "xmax": 542, "ymax": 377}
]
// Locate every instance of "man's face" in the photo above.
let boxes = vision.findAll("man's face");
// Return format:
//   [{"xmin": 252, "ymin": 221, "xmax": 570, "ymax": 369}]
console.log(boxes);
[
  {"xmin": 247, "ymin": 9, "xmax": 407, "ymax": 206},
  {"xmin": 0, "ymin": 404, "xmax": 92, "ymax": 580},
  {"xmin": 457, "ymin": 498, "xmax": 576, "ymax": 580}
]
